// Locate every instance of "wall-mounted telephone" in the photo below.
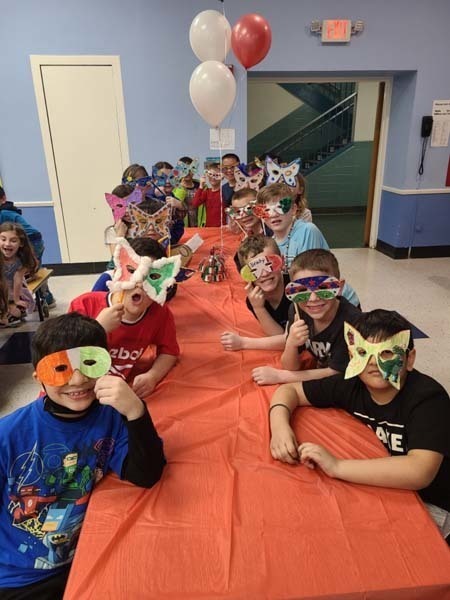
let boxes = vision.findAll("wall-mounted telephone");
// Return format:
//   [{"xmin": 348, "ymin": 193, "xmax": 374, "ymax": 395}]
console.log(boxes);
[{"xmin": 421, "ymin": 115, "xmax": 433, "ymax": 138}]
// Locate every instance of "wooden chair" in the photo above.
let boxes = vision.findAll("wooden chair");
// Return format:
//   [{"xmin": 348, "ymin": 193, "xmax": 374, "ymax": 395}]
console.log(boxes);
[{"xmin": 27, "ymin": 268, "xmax": 53, "ymax": 321}]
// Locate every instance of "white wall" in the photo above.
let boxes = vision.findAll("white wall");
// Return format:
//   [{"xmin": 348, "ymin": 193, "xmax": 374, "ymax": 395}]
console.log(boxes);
[
  {"xmin": 354, "ymin": 82, "xmax": 379, "ymax": 141},
  {"xmin": 247, "ymin": 82, "xmax": 302, "ymax": 139}
]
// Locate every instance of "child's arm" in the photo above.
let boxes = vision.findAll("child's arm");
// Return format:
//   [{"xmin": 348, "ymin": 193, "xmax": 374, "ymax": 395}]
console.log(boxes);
[
  {"xmin": 221, "ymin": 332, "xmax": 286, "ymax": 351},
  {"xmin": 12, "ymin": 267, "xmax": 28, "ymax": 305},
  {"xmin": 96, "ymin": 304, "xmax": 125, "ymax": 333},
  {"xmin": 191, "ymin": 184, "xmax": 208, "ymax": 208},
  {"xmin": 252, "ymin": 366, "xmax": 338, "ymax": 386},
  {"xmin": 132, "ymin": 353, "xmax": 178, "ymax": 398},
  {"xmin": 94, "ymin": 375, "xmax": 165, "ymax": 487},
  {"xmin": 298, "ymin": 444, "xmax": 443, "ymax": 491},
  {"xmin": 280, "ymin": 317, "xmax": 310, "ymax": 369},
  {"xmin": 246, "ymin": 282, "xmax": 284, "ymax": 336}
]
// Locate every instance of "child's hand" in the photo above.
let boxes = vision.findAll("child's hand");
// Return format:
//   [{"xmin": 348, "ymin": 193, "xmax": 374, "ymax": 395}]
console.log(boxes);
[
  {"xmin": 94, "ymin": 375, "xmax": 144, "ymax": 421},
  {"xmin": 298, "ymin": 442, "xmax": 339, "ymax": 477},
  {"xmin": 252, "ymin": 366, "xmax": 284, "ymax": 385},
  {"xmin": 286, "ymin": 316, "xmax": 309, "ymax": 348},
  {"xmin": 114, "ymin": 219, "xmax": 128, "ymax": 238},
  {"xmin": 165, "ymin": 196, "xmax": 183, "ymax": 210},
  {"xmin": 199, "ymin": 176, "xmax": 207, "ymax": 189},
  {"xmin": 9, "ymin": 305, "xmax": 22, "ymax": 318},
  {"xmin": 220, "ymin": 331, "xmax": 243, "ymax": 351},
  {"xmin": 96, "ymin": 304, "xmax": 124, "ymax": 333},
  {"xmin": 132, "ymin": 371, "xmax": 158, "ymax": 399},
  {"xmin": 245, "ymin": 282, "xmax": 265, "ymax": 309},
  {"xmin": 270, "ymin": 424, "xmax": 299, "ymax": 464}
]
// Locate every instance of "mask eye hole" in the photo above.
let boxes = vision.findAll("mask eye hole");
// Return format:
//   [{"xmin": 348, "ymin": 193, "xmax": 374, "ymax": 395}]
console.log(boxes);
[
  {"xmin": 149, "ymin": 273, "xmax": 161, "ymax": 280},
  {"xmin": 356, "ymin": 347, "xmax": 367, "ymax": 357},
  {"xmin": 55, "ymin": 364, "xmax": 68, "ymax": 373},
  {"xmin": 82, "ymin": 359, "xmax": 96, "ymax": 367},
  {"xmin": 126, "ymin": 265, "xmax": 136, "ymax": 274},
  {"xmin": 379, "ymin": 349, "xmax": 395, "ymax": 360}
]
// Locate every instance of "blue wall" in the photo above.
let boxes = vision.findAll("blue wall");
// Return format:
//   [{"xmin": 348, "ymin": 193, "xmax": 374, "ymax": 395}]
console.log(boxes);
[{"xmin": 1, "ymin": 0, "xmax": 450, "ymax": 261}]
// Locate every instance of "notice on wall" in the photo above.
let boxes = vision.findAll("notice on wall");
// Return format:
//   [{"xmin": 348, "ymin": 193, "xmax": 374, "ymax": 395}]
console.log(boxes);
[
  {"xmin": 210, "ymin": 128, "xmax": 235, "ymax": 150},
  {"xmin": 431, "ymin": 100, "xmax": 450, "ymax": 147}
]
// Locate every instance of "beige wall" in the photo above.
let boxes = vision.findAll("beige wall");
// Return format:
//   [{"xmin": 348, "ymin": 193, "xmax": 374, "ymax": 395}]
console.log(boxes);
[
  {"xmin": 354, "ymin": 81, "xmax": 379, "ymax": 141},
  {"xmin": 248, "ymin": 82, "xmax": 302, "ymax": 139}
]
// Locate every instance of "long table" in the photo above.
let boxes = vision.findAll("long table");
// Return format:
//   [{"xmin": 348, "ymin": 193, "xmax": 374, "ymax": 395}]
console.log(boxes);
[{"xmin": 64, "ymin": 228, "xmax": 450, "ymax": 599}]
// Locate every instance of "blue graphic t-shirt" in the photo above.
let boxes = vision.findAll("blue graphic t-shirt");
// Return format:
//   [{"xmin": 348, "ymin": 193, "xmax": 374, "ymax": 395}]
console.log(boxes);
[{"xmin": 0, "ymin": 398, "xmax": 128, "ymax": 588}]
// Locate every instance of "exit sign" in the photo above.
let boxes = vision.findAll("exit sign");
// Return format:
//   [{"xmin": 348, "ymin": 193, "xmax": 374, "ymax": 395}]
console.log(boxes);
[{"xmin": 322, "ymin": 20, "xmax": 352, "ymax": 42}]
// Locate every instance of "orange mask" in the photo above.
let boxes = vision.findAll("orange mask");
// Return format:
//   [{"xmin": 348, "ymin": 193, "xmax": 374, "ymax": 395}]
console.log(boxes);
[{"xmin": 36, "ymin": 346, "xmax": 111, "ymax": 386}]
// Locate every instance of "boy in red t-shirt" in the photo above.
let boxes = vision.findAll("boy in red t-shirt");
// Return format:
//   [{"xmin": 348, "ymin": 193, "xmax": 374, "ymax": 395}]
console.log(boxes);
[
  {"xmin": 192, "ymin": 163, "xmax": 226, "ymax": 227},
  {"xmin": 69, "ymin": 239, "xmax": 180, "ymax": 398}
]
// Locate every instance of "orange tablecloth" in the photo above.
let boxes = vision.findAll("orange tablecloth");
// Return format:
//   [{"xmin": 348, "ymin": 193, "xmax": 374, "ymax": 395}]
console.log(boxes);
[{"xmin": 65, "ymin": 228, "xmax": 450, "ymax": 600}]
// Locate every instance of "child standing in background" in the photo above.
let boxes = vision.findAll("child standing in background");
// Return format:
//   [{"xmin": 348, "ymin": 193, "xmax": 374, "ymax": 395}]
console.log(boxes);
[
  {"xmin": 0, "ymin": 222, "xmax": 38, "ymax": 320},
  {"xmin": 0, "ymin": 251, "xmax": 15, "ymax": 327},
  {"xmin": 177, "ymin": 156, "xmax": 199, "ymax": 227},
  {"xmin": 192, "ymin": 163, "xmax": 225, "ymax": 227},
  {"xmin": 293, "ymin": 173, "xmax": 312, "ymax": 223}
]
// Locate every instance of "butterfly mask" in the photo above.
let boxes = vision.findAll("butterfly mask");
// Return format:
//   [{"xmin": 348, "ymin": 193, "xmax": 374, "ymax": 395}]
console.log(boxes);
[
  {"xmin": 127, "ymin": 202, "xmax": 171, "ymax": 240},
  {"xmin": 36, "ymin": 346, "xmax": 111, "ymax": 387},
  {"xmin": 105, "ymin": 187, "xmax": 143, "ymax": 222},
  {"xmin": 240, "ymin": 254, "xmax": 283, "ymax": 282},
  {"xmin": 175, "ymin": 159, "xmax": 199, "ymax": 178},
  {"xmin": 285, "ymin": 275, "xmax": 341, "ymax": 303},
  {"xmin": 108, "ymin": 238, "xmax": 181, "ymax": 305},
  {"xmin": 344, "ymin": 323, "xmax": 411, "ymax": 390},
  {"xmin": 265, "ymin": 157, "xmax": 301, "ymax": 187},
  {"xmin": 233, "ymin": 165, "xmax": 265, "ymax": 192}
]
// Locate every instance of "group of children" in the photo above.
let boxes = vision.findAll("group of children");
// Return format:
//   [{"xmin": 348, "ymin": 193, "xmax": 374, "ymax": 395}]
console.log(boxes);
[{"xmin": 0, "ymin": 155, "xmax": 449, "ymax": 598}]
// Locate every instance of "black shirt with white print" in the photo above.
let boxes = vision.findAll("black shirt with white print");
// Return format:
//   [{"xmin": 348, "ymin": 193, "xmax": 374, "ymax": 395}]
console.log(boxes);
[
  {"xmin": 287, "ymin": 297, "xmax": 361, "ymax": 372},
  {"xmin": 303, "ymin": 370, "xmax": 450, "ymax": 512},
  {"xmin": 246, "ymin": 273, "xmax": 291, "ymax": 330}
]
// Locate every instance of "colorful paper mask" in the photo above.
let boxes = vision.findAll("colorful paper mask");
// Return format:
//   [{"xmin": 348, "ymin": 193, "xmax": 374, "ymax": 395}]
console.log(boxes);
[
  {"xmin": 266, "ymin": 157, "xmax": 301, "ymax": 187},
  {"xmin": 108, "ymin": 238, "xmax": 181, "ymax": 305},
  {"xmin": 105, "ymin": 187, "xmax": 143, "ymax": 222},
  {"xmin": 253, "ymin": 197, "xmax": 293, "ymax": 220},
  {"xmin": 240, "ymin": 254, "xmax": 283, "ymax": 282},
  {"xmin": 175, "ymin": 159, "xmax": 199, "ymax": 178},
  {"xmin": 285, "ymin": 275, "xmax": 341, "ymax": 303},
  {"xmin": 204, "ymin": 169, "xmax": 223, "ymax": 183},
  {"xmin": 344, "ymin": 323, "xmax": 410, "ymax": 389},
  {"xmin": 122, "ymin": 175, "xmax": 153, "ymax": 188},
  {"xmin": 36, "ymin": 346, "xmax": 111, "ymax": 387},
  {"xmin": 127, "ymin": 202, "xmax": 171, "ymax": 239},
  {"xmin": 233, "ymin": 165, "xmax": 265, "ymax": 191},
  {"xmin": 225, "ymin": 200, "xmax": 257, "ymax": 220}
]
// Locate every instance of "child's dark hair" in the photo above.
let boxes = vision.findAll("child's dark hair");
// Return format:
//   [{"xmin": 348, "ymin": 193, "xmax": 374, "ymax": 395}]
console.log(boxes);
[
  {"xmin": 122, "ymin": 164, "xmax": 148, "ymax": 182},
  {"xmin": 137, "ymin": 199, "xmax": 166, "ymax": 215},
  {"xmin": 289, "ymin": 249, "xmax": 340, "ymax": 279},
  {"xmin": 154, "ymin": 161, "xmax": 173, "ymax": 170},
  {"xmin": 129, "ymin": 237, "xmax": 166, "ymax": 259},
  {"xmin": 0, "ymin": 186, "xmax": 5, "ymax": 201},
  {"xmin": 31, "ymin": 313, "xmax": 108, "ymax": 367},
  {"xmin": 222, "ymin": 153, "xmax": 240, "ymax": 163},
  {"xmin": 232, "ymin": 188, "xmax": 257, "ymax": 203},
  {"xmin": 179, "ymin": 156, "xmax": 193, "ymax": 164},
  {"xmin": 237, "ymin": 235, "xmax": 280, "ymax": 267},
  {"xmin": 256, "ymin": 182, "xmax": 294, "ymax": 205},
  {"xmin": 205, "ymin": 161, "xmax": 220, "ymax": 170},
  {"xmin": 351, "ymin": 309, "xmax": 414, "ymax": 350},
  {"xmin": 0, "ymin": 222, "xmax": 39, "ymax": 275},
  {"xmin": 111, "ymin": 184, "xmax": 135, "ymax": 198}
]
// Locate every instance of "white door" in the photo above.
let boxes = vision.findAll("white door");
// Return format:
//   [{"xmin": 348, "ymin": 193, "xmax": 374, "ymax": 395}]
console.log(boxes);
[{"xmin": 31, "ymin": 56, "xmax": 129, "ymax": 263}]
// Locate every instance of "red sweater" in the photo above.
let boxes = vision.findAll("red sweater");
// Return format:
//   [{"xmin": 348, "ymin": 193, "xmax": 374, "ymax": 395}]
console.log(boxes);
[{"xmin": 192, "ymin": 187, "xmax": 226, "ymax": 227}]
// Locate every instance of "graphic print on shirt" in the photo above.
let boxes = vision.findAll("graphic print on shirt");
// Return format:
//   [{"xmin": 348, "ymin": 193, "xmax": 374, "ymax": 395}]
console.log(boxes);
[
  {"xmin": 306, "ymin": 340, "xmax": 331, "ymax": 367},
  {"xmin": 7, "ymin": 438, "xmax": 115, "ymax": 569},
  {"xmin": 352, "ymin": 411, "xmax": 406, "ymax": 454},
  {"xmin": 109, "ymin": 345, "xmax": 146, "ymax": 378}
]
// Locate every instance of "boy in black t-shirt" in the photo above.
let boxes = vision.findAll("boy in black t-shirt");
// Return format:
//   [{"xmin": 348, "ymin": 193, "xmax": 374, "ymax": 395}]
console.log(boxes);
[
  {"xmin": 221, "ymin": 236, "xmax": 289, "ymax": 352},
  {"xmin": 252, "ymin": 249, "xmax": 360, "ymax": 385},
  {"xmin": 269, "ymin": 309, "xmax": 450, "ymax": 542}
]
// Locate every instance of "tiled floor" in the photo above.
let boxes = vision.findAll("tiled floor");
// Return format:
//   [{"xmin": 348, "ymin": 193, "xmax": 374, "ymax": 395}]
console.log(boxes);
[{"xmin": 1, "ymin": 249, "xmax": 449, "ymax": 417}]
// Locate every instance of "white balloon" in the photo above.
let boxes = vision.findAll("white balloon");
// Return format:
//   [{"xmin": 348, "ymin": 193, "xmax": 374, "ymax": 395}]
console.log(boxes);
[
  {"xmin": 189, "ymin": 10, "xmax": 231, "ymax": 62},
  {"xmin": 189, "ymin": 61, "xmax": 236, "ymax": 128}
]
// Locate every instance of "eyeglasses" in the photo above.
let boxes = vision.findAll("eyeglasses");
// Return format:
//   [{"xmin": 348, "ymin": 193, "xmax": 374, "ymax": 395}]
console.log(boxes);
[{"xmin": 285, "ymin": 275, "xmax": 340, "ymax": 303}]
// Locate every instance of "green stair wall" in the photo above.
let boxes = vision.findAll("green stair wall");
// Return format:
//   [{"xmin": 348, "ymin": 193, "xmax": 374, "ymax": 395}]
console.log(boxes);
[{"xmin": 306, "ymin": 142, "xmax": 373, "ymax": 210}]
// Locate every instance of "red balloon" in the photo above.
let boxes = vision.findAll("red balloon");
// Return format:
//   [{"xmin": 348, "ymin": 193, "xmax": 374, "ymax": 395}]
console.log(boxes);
[{"xmin": 231, "ymin": 13, "xmax": 272, "ymax": 70}]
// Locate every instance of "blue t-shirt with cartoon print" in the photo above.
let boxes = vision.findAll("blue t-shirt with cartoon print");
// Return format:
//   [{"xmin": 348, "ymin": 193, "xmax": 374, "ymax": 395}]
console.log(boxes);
[{"xmin": 0, "ymin": 398, "xmax": 128, "ymax": 588}]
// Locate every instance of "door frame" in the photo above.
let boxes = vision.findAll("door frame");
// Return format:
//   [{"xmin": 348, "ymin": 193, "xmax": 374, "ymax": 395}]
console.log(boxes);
[
  {"xmin": 247, "ymin": 75, "xmax": 393, "ymax": 248},
  {"xmin": 30, "ymin": 55, "xmax": 130, "ymax": 263}
]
